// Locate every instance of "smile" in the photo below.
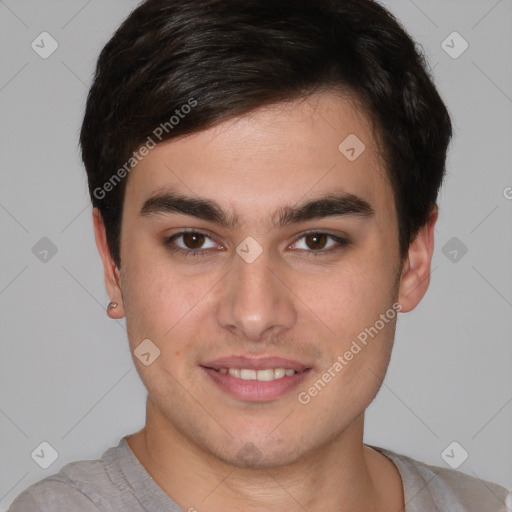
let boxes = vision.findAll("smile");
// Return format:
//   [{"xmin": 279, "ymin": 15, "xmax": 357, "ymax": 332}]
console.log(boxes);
[
  {"xmin": 215, "ymin": 368, "xmax": 297, "ymax": 381},
  {"xmin": 201, "ymin": 362, "xmax": 311, "ymax": 401}
]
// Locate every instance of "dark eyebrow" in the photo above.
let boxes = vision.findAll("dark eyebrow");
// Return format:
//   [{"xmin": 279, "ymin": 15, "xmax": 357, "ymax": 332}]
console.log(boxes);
[
  {"xmin": 139, "ymin": 190, "xmax": 374, "ymax": 228},
  {"xmin": 275, "ymin": 193, "xmax": 374, "ymax": 226}
]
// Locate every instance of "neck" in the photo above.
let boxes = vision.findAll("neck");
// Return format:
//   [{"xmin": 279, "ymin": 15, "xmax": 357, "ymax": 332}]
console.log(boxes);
[{"xmin": 126, "ymin": 399, "xmax": 403, "ymax": 512}]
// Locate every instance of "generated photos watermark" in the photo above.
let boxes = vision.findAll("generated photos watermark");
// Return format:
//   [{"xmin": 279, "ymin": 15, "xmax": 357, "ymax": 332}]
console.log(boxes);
[
  {"xmin": 93, "ymin": 97, "xmax": 198, "ymax": 200},
  {"xmin": 298, "ymin": 302, "xmax": 402, "ymax": 405}
]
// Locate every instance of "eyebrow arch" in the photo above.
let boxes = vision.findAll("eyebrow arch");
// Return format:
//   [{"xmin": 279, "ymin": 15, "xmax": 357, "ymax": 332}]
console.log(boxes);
[{"xmin": 139, "ymin": 189, "xmax": 375, "ymax": 229}]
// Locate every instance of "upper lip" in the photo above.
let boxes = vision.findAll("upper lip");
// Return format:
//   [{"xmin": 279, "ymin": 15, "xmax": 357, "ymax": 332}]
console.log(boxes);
[{"xmin": 202, "ymin": 356, "xmax": 311, "ymax": 372}]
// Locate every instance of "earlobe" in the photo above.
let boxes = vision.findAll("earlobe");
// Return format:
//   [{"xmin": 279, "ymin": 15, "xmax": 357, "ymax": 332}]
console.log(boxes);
[
  {"xmin": 92, "ymin": 208, "xmax": 125, "ymax": 319},
  {"xmin": 397, "ymin": 206, "xmax": 438, "ymax": 313}
]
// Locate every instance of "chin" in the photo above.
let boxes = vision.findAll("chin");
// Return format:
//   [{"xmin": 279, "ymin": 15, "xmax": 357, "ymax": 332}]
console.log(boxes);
[{"xmin": 208, "ymin": 436, "xmax": 308, "ymax": 470}]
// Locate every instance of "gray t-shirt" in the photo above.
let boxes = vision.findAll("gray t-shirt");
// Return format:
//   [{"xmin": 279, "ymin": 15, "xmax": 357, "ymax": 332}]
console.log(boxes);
[{"xmin": 8, "ymin": 437, "xmax": 511, "ymax": 511}]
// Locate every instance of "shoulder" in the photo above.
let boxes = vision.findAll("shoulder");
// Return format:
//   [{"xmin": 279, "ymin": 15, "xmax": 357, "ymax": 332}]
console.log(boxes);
[
  {"xmin": 8, "ymin": 445, "xmax": 122, "ymax": 512},
  {"xmin": 8, "ymin": 474, "xmax": 102, "ymax": 511},
  {"xmin": 369, "ymin": 444, "xmax": 511, "ymax": 512}
]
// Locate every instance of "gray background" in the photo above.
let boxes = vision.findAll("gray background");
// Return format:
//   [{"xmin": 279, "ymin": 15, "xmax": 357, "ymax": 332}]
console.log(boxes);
[{"xmin": 1, "ymin": 0, "xmax": 511, "ymax": 508}]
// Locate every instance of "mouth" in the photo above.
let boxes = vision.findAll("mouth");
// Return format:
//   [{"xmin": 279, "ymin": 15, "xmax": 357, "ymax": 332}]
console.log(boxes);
[
  {"xmin": 200, "ymin": 356, "xmax": 312, "ymax": 402},
  {"xmin": 215, "ymin": 367, "xmax": 298, "ymax": 381}
]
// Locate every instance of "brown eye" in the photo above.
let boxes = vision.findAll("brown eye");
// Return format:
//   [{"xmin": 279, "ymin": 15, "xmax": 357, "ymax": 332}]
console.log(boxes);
[
  {"xmin": 304, "ymin": 232, "xmax": 329, "ymax": 250},
  {"xmin": 164, "ymin": 230, "xmax": 219, "ymax": 256},
  {"xmin": 291, "ymin": 231, "xmax": 350, "ymax": 256},
  {"xmin": 181, "ymin": 232, "xmax": 206, "ymax": 249}
]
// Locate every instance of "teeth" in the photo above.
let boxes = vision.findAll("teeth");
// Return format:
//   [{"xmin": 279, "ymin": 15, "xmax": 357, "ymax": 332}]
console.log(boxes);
[
  {"xmin": 221, "ymin": 368, "xmax": 297, "ymax": 381},
  {"xmin": 274, "ymin": 368, "xmax": 285, "ymax": 379},
  {"xmin": 255, "ymin": 369, "xmax": 275, "ymax": 381},
  {"xmin": 240, "ymin": 369, "xmax": 257, "ymax": 380}
]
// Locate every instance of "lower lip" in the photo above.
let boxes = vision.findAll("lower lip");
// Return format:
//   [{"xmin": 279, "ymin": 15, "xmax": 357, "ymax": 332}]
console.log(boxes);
[{"xmin": 201, "ymin": 367, "xmax": 311, "ymax": 402}]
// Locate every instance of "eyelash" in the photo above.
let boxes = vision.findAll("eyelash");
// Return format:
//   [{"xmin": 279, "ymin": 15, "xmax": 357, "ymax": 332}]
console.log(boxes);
[{"xmin": 163, "ymin": 230, "xmax": 350, "ymax": 259}]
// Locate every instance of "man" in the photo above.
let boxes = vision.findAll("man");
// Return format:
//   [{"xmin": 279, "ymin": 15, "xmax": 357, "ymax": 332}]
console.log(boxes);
[{"xmin": 9, "ymin": 0, "xmax": 510, "ymax": 510}]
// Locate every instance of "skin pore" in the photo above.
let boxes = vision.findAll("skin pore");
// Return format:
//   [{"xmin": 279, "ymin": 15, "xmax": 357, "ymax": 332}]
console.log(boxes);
[{"xmin": 93, "ymin": 90, "xmax": 437, "ymax": 512}]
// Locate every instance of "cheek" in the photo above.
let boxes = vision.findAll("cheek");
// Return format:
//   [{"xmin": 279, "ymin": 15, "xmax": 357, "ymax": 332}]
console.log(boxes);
[
  {"xmin": 121, "ymin": 252, "xmax": 218, "ymax": 363},
  {"xmin": 297, "ymin": 259, "xmax": 390, "ymax": 340},
  {"xmin": 296, "ymin": 315, "xmax": 396, "ymax": 421}
]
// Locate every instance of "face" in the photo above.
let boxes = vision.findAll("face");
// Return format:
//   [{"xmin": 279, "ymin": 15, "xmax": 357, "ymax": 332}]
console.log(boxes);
[{"xmin": 95, "ymin": 91, "xmax": 434, "ymax": 468}]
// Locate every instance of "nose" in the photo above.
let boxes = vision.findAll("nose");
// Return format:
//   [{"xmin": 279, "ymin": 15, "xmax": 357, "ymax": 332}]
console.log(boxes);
[{"xmin": 215, "ymin": 245, "xmax": 297, "ymax": 342}]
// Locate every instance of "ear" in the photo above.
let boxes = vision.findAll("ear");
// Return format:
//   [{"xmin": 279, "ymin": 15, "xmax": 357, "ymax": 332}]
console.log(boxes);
[
  {"xmin": 397, "ymin": 205, "xmax": 438, "ymax": 313},
  {"xmin": 92, "ymin": 208, "xmax": 125, "ymax": 319}
]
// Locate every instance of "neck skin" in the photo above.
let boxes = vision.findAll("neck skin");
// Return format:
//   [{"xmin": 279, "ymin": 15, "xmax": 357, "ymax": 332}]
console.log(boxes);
[{"xmin": 126, "ymin": 398, "xmax": 404, "ymax": 512}]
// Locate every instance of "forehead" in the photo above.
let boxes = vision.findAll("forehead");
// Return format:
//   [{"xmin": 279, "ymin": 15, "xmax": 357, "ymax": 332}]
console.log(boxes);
[{"xmin": 124, "ymin": 90, "xmax": 393, "ymax": 226}]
